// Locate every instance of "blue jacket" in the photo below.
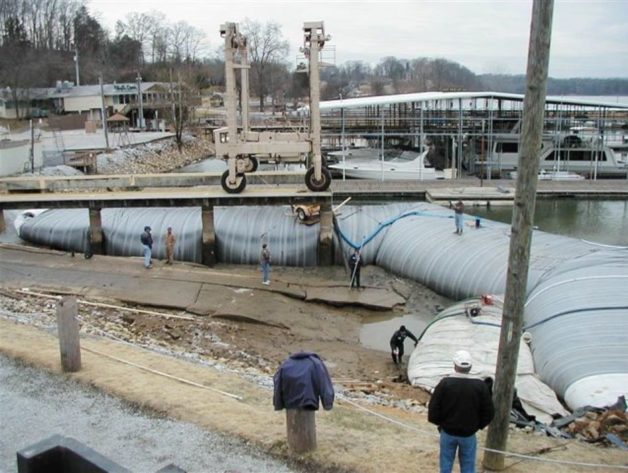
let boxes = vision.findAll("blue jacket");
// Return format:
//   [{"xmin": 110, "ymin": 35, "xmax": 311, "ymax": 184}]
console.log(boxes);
[{"xmin": 273, "ymin": 352, "xmax": 335, "ymax": 411}]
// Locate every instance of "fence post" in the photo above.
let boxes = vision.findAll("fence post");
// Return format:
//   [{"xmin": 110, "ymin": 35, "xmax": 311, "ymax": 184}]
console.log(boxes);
[
  {"xmin": 286, "ymin": 409, "xmax": 317, "ymax": 453},
  {"xmin": 56, "ymin": 296, "xmax": 81, "ymax": 372}
]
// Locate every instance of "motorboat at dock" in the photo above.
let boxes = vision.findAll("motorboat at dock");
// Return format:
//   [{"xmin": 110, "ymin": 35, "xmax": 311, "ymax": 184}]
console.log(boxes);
[{"xmin": 328, "ymin": 149, "xmax": 448, "ymax": 180}]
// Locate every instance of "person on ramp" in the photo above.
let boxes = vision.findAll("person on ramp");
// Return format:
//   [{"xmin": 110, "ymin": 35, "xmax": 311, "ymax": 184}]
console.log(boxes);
[{"xmin": 389, "ymin": 325, "xmax": 418, "ymax": 365}]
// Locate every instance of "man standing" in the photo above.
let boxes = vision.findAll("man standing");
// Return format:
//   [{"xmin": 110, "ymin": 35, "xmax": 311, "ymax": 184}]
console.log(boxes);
[
  {"xmin": 428, "ymin": 350, "xmax": 494, "ymax": 473},
  {"xmin": 389, "ymin": 325, "xmax": 418, "ymax": 365},
  {"xmin": 165, "ymin": 227, "xmax": 176, "ymax": 265},
  {"xmin": 140, "ymin": 226, "xmax": 153, "ymax": 269},
  {"xmin": 349, "ymin": 248, "xmax": 362, "ymax": 289},
  {"xmin": 454, "ymin": 200, "xmax": 465, "ymax": 235},
  {"xmin": 260, "ymin": 243, "xmax": 271, "ymax": 285}
]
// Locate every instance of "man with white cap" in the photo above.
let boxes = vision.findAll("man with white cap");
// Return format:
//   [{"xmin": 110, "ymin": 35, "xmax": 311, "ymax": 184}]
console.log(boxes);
[{"xmin": 428, "ymin": 350, "xmax": 494, "ymax": 473}]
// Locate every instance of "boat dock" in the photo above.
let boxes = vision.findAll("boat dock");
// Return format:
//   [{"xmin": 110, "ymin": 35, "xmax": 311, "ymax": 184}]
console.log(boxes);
[
  {"xmin": 0, "ymin": 173, "xmax": 626, "ymax": 264},
  {"xmin": 1, "ymin": 173, "xmax": 626, "ymax": 204},
  {"xmin": 331, "ymin": 177, "xmax": 628, "ymax": 203}
]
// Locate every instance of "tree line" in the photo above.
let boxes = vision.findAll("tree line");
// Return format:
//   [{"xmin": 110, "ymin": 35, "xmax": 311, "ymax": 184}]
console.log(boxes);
[{"xmin": 2, "ymin": 0, "xmax": 627, "ymax": 118}]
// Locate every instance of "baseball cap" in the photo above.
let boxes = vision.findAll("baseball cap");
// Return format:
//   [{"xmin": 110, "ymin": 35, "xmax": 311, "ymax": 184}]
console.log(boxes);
[{"xmin": 453, "ymin": 350, "xmax": 472, "ymax": 368}]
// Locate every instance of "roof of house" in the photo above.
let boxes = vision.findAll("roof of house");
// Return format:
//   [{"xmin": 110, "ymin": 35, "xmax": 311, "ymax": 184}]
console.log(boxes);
[{"xmin": 48, "ymin": 82, "xmax": 171, "ymax": 99}]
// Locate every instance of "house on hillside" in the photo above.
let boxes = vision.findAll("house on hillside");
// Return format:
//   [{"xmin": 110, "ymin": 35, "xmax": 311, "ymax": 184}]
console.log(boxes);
[
  {"xmin": 1, "ymin": 81, "xmax": 200, "ymax": 129},
  {"xmin": 49, "ymin": 81, "xmax": 196, "ymax": 130},
  {"xmin": 0, "ymin": 87, "xmax": 50, "ymax": 119}
]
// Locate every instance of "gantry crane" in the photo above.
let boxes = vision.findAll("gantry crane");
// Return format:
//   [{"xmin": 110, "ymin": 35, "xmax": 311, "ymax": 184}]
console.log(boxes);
[{"xmin": 214, "ymin": 21, "xmax": 332, "ymax": 193}]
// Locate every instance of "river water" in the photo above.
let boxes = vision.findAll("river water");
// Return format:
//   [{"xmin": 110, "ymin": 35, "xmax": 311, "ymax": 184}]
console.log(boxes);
[{"xmin": 470, "ymin": 199, "xmax": 628, "ymax": 246}]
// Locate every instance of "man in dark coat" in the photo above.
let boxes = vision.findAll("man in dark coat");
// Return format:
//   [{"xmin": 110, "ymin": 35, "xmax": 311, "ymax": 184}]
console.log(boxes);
[
  {"xmin": 349, "ymin": 248, "xmax": 362, "ymax": 289},
  {"xmin": 428, "ymin": 350, "xmax": 494, "ymax": 473},
  {"xmin": 140, "ymin": 226, "xmax": 153, "ymax": 269},
  {"xmin": 389, "ymin": 325, "xmax": 418, "ymax": 365}
]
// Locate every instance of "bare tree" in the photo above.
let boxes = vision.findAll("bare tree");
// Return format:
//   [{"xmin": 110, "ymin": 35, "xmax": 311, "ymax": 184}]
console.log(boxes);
[
  {"xmin": 0, "ymin": 16, "xmax": 34, "ymax": 118},
  {"xmin": 115, "ymin": 12, "xmax": 155, "ymax": 65},
  {"xmin": 241, "ymin": 18, "xmax": 289, "ymax": 112}
]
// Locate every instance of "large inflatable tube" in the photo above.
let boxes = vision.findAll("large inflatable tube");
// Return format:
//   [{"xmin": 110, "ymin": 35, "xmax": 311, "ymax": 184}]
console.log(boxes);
[{"xmin": 17, "ymin": 203, "xmax": 628, "ymax": 409}]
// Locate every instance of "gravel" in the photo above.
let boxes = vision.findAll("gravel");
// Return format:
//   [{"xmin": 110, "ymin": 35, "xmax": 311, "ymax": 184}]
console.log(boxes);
[{"xmin": 0, "ymin": 354, "xmax": 304, "ymax": 473}]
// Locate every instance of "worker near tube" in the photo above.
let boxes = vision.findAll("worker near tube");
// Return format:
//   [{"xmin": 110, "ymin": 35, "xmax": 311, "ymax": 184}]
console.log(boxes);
[
  {"xmin": 349, "ymin": 248, "xmax": 362, "ymax": 289},
  {"xmin": 140, "ymin": 226, "xmax": 153, "ymax": 269},
  {"xmin": 165, "ymin": 226, "xmax": 176, "ymax": 265},
  {"xmin": 389, "ymin": 325, "xmax": 418, "ymax": 365},
  {"xmin": 260, "ymin": 243, "xmax": 271, "ymax": 285},
  {"xmin": 428, "ymin": 350, "xmax": 494, "ymax": 473}
]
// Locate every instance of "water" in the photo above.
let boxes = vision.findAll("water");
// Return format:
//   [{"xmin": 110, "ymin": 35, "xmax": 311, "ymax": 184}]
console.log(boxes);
[{"xmin": 470, "ymin": 199, "xmax": 628, "ymax": 246}]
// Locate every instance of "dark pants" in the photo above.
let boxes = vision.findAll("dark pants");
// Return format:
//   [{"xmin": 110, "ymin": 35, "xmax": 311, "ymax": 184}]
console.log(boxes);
[
  {"xmin": 390, "ymin": 341, "xmax": 404, "ymax": 364},
  {"xmin": 350, "ymin": 267, "xmax": 361, "ymax": 288}
]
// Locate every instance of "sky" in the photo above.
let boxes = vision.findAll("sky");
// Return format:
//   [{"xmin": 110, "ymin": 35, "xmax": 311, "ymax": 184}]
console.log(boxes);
[{"xmin": 86, "ymin": 0, "xmax": 628, "ymax": 78}]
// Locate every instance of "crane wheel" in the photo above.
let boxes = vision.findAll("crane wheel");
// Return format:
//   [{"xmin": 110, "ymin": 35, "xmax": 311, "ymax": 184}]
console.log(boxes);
[
  {"xmin": 305, "ymin": 166, "xmax": 332, "ymax": 192},
  {"xmin": 243, "ymin": 156, "xmax": 259, "ymax": 172},
  {"xmin": 221, "ymin": 170, "xmax": 247, "ymax": 193}
]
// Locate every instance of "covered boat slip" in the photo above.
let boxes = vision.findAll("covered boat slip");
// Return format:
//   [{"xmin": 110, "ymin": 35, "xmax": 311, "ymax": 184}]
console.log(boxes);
[
  {"xmin": 15, "ymin": 202, "xmax": 628, "ymax": 410},
  {"xmin": 317, "ymin": 91, "xmax": 628, "ymax": 179}
]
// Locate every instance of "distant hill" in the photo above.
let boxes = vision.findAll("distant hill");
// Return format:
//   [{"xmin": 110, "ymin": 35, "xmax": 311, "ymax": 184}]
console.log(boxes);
[{"xmin": 479, "ymin": 74, "xmax": 628, "ymax": 95}]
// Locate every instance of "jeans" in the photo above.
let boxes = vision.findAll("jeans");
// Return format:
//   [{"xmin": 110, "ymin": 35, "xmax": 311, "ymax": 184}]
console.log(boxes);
[
  {"xmin": 439, "ymin": 430, "xmax": 477, "ymax": 473},
  {"xmin": 261, "ymin": 261, "xmax": 270, "ymax": 282},
  {"xmin": 143, "ymin": 245, "xmax": 152, "ymax": 267},
  {"xmin": 455, "ymin": 213, "xmax": 464, "ymax": 233}
]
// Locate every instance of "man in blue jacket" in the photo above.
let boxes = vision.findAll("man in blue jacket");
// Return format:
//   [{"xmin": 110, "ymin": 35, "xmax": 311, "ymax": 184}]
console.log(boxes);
[
  {"xmin": 428, "ymin": 350, "xmax": 494, "ymax": 473},
  {"xmin": 273, "ymin": 352, "xmax": 334, "ymax": 411}
]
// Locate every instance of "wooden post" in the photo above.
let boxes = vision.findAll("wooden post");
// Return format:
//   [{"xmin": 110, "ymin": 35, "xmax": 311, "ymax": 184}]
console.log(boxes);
[
  {"xmin": 0, "ymin": 209, "xmax": 5, "ymax": 233},
  {"xmin": 201, "ymin": 205, "xmax": 216, "ymax": 267},
  {"xmin": 286, "ymin": 409, "xmax": 317, "ymax": 453},
  {"xmin": 318, "ymin": 202, "xmax": 333, "ymax": 266},
  {"xmin": 88, "ymin": 208, "xmax": 104, "ymax": 255},
  {"xmin": 483, "ymin": 1, "xmax": 554, "ymax": 470},
  {"xmin": 56, "ymin": 296, "xmax": 81, "ymax": 372}
]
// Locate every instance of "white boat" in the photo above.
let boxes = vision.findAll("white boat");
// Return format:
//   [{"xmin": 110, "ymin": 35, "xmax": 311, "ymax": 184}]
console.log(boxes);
[
  {"xmin": 328, "ymin": 149, "xmax": 446, "ymax": 180},
  {"xmin": 471, "ymin": 132, "xmax": 628, "ymax": 178}
]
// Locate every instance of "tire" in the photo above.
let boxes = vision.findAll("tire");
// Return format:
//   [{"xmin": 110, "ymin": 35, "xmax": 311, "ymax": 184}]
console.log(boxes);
[
  {"xmin": 305, "ymin": 166, "xmax": 332, "ymax": 192},
  {"xmin": 297, "ymin": 208, "xmax": 307, "ymax": 221},
  {"xmin": 221, "ymin": 170, "xmax": 247, "ymax": 193},
  {"xmin": 242, "ymin": 156, "xmax": 259, "ymax": 173}
]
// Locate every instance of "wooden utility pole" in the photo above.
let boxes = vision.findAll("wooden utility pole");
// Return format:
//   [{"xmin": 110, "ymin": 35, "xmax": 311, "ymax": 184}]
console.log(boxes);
[
  {"xmin": 482, "ymin": 0, "xmax": 554, "ymax": 470},
  {"xmin": 56, "ymin": 296, "xmax": 82, "ymax": 372},
  {"xmin": 99, "ymin": 75, "xmax": 110, "ymax": 149},
  {"xmin": 286, "ymin": 409, "xmax": 317, "ymax": 453}
]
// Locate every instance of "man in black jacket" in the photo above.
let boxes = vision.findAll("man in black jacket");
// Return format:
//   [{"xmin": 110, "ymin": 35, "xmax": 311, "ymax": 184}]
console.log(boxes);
[
  {"xmin": 428, "ymin": 350, "xmax": 494, "ymax": 473},
  {"xmin": 140, "ymin": 226, "xmax": 153, "ymax": 269},
  {"xmin": 389, "ymin": 325, "xmax": 418, "ymax": 365}
]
